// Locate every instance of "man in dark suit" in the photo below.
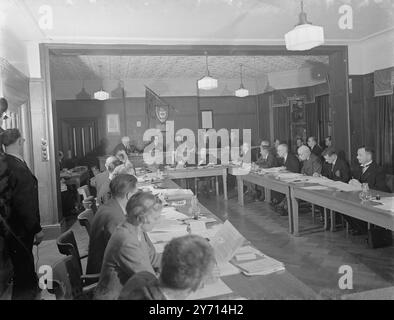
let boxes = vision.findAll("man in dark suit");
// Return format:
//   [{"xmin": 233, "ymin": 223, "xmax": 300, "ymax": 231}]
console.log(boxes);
[
  {"xmin": 113, "ymin": 136, "xmax": 141, "ymax": 156},
  {"xmin": 307, "ymin": 136, "xmax": 323, "ymax": 158},
  {"xmin": 87, "ymin": 174, "xmax": 137, "ymax": 275},
  {"xmin": 256, "ymin": 144, "xmax": 278, "ymax": 169},
  {"xmin": 346, "ymin": 147, "xmax": 390, "ymax": 237},
  {"xmin": 298, "ymin": 145, "xmax": 322, "ymax": 176},
  {"xmin": 1, "ymin": 129, "xmax": 43, "ymax": 299},
  {"xmin": 321, "ymin": 148, "xmax": 351, "ymax": 182},
  {"xmin": 277, "ymin": 144, "xmax": 300, "ymax": 173}
]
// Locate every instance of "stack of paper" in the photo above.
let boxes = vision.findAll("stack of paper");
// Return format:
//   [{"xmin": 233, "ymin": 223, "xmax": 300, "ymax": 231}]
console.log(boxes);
[
  {"xmin": 235, "ymin": 257, "xmax": 285, "ymax": 276},
  {"xmin": 189, "ymin": 220, "xmax": 210, "ymax": 238},
  {"xmin": 374, "ymin": 197, "xmax": 394, "ymax": 213},
  {"xmin": 159, "ymin": 189, "xmax": 194, "ymax": 200}
]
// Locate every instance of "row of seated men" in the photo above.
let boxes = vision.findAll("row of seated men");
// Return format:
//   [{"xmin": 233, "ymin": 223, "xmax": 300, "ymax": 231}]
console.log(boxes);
[
  {"xmin": 87, "ymin": 174, "xmax": 217, "ymax": 300},
  {"xmin": 248, "ymin": 137, "xmax": 391, "ymax": 247}
]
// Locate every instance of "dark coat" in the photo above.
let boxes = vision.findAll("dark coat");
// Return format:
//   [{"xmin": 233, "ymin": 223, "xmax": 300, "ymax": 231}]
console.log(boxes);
[
  {"xmin": 86, "ymin": 198, "xmax": 126, "ymax": 275},
  {"xmin": 256, "ymin": 152, "xmax": 278, "ymax": 168},
  {"xmin": 310, "ymin": 144, "xmax": 323, "ymax": 157},
  {"xmin": 281, "ymin": 153, "xmax": 301, "ymax": 173},
  {"xmin": 352, "ymin": 161, "xmax": 389, "ymax": 192},
  {"xmin": 5, "ymin": 154, "xmax": 41, "ymax": 238},
  {"xmin": 322, "ymin": 157, "xmax": 351, "ymax": 183},
  {"xmin": 301, "ymin": 153, "xmax": 322, "ymax": 176}
]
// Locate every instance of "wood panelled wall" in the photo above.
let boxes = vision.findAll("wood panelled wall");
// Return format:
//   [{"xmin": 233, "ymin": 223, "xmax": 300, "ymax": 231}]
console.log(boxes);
[{"xmin": 55, "ymin": 95, "xmax": 260, "ymax": 155}]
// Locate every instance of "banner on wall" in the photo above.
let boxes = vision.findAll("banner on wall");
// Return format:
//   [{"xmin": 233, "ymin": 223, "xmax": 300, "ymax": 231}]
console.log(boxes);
[
  {"xmin": 145, "ymin": 86, "xmax": 170, "ymax": 128},
  {"xmin": 374, "ymin": 67, "xmax": 394, "ymax": 97}
]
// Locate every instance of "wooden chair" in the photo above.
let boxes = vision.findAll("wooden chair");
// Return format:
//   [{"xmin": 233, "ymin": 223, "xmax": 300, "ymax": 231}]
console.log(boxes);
[
  {"xmin": 56, "ymin": 230, "xmax": 100, "ymax": 284},
  {"xmin": 77, "ymin": 209, "xmax": 94, "ymax": 237},
  {"xmin": 48, "ymin": 256, "xmax": 97, "ymax": 300}
]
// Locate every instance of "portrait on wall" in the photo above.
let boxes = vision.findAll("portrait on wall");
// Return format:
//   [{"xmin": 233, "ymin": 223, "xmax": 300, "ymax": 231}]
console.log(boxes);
[
  {"xmin": 201, "ymin": 110, "xmax": 213, "ymax": 129},
  {"xmin": 107, "ymin": 114, "xmax": 120, "ymax": 134},
  {"xmin": 290, "ymin": 99, "xmax": 305, "ymax": 123}
]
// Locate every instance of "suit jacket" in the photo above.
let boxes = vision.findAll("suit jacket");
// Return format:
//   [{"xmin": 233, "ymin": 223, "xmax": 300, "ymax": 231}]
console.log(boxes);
[
  {"xmin": 282, "ymin": 153, "xmax": 301, "ymax": 173},
  {"xmin": 301, "ymin": 153, "xmax": 322, "ymax": 176},
  {"xmin": 311, "ymin": 145, "xmax": 323, "ymax": 157},
  {"xmin": 118, "ymin": 271, "xmax": 165, "ymax": 300},
  {"xmin": 5, "ymin": 154, "xmax": 41, "ymax": 237},
  {"xmin": 256, "ymin": 153, "xmax": 278, "ymax": 168},
  {"xmin": 94, "ymin": 221, "xmax": 160, "ymax": 300},
  {"xmin": 352, "ymin": 161, "xmax": 389, "ymax": 192},
  {"xmin": 86, "ymin": 198, "xmax": 126, "ymax": 275},
  {"xmin": 322, "ymin": 158, "xmax": 351, "ymax": 183},
  {"xmin": 91, "ymin": 171, "xmax": 110, "ymax": 195}
]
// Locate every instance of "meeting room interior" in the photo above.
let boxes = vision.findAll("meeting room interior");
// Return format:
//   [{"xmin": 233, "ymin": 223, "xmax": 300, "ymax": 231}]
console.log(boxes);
[{"xmin": 0, "ymin": 0, "xmax": 393, "ymax": 301}]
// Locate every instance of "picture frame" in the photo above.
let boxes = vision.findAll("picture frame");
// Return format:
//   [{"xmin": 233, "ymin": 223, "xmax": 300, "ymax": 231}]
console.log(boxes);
[
  {"xmin": 201, "ymin": 110, "xmax": 213, "ymax": 129},
  {"xmin": 290, "ymin": 99, "xmax": 305, "ymax": 123},
  {"xmin": 107, "ymin": 114, "xmax": 120, "ymax": 134}
]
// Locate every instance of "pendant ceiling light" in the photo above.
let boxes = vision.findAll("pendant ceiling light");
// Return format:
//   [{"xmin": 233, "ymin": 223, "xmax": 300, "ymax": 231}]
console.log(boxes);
[
  {"xmin": 285, "ymin": 1, "xmax": 324, "ymax": 51},
  {"xmin": 235, "ymin": 64, "xmax": 249, "ymax": 98},
  {"xmin": 94, "ymin": 65, "xmax": 110, "ymax": 100},
  {"xmin": 198, "ymin": 54, "xmax": 218, "ymax": 90}
]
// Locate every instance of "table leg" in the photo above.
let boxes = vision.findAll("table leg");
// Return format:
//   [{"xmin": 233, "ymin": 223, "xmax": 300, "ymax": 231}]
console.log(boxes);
[
  {"xmin": 264, "ymin": 188, "xmax": 271, "ymax": 203},
  {"xmin": 215, "ymin": 176, "xmax": 219, "ymax": 196},
  {"xmin": 286, "ymin": 192, "xmax": 293, "ymax": 234},
  {"xmin": 223, "ymin": 172, "xmax": 228, "ymax": 201},
  {"xmin": 237, "ymin": 176, "xmax": 244, "ymax": 206},
  {"xmin": 194, "ymin": 178, "xmax": 198, "ymax": 196},
  {"xmin": 330, "ymin": 210, "xmax": 336, "ymax": 232},
  {"xmin": 291, "ymin": 195, "xmax": 299, "ymax": 236}
]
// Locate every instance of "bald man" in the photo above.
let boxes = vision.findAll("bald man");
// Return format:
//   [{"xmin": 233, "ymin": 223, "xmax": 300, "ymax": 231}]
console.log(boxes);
[{"xmin": 298, "ymin": 145, "xmax": 322, "ymax": 176}]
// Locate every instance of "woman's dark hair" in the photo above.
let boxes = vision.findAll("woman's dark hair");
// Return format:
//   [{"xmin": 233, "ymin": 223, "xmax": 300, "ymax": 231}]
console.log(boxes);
[
  {"xmin": 160, "ymin": 235, "xmax": 215, "ymax": 291},
  {"xmin": 109, "ymin": 174, "xmax": 137, "ymax": 198},
  {"xmin": 0, "ymin": 128, "xmax": 21, "ymax": 147}
]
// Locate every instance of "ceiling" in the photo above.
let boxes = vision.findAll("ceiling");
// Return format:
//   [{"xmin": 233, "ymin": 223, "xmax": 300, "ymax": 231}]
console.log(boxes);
[
  {"xmin": 3, "ymin": 0, "xmax": 394, "ymax": 44},
  {"xmin": 49, "ymin": 55, "xmax": 329, "ymax": 81}
]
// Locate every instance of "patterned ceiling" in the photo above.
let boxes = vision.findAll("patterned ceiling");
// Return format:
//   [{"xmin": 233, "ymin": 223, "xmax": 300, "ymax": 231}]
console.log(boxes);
[{"xmin": 49, "ymin": 55, "xmax": 329, "ymax": 81}]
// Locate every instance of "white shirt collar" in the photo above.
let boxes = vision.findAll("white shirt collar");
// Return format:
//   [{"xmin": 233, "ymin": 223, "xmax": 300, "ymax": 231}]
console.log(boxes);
[{"xmin": 362, "ymin": 160, "xmax": 373, "ymax": 168}]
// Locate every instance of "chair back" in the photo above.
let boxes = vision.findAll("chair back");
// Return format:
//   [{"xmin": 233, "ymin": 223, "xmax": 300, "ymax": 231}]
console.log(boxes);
[
  {"xmin": 77, "ymin": 209, "xmax": 94, "ymax": 237},
  {"xmin": 56, "ymin": 229, "xmax": 83, "ymax": 274},
  {"xmin": 49, "ymin": 256, "xmax": 83, "ymax": 300}
]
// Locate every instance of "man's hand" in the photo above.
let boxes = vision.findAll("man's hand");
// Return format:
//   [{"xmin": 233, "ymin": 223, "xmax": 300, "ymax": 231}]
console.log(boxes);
[{"xmin": 34, "ymin": 230, "xmax": 45, "ymax": 246}]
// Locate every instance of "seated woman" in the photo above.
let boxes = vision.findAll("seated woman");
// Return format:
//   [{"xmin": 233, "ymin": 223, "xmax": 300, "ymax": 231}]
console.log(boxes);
[
  {"xmin": 94, "ymin": 191, "xmax": 162, "ymax": 300},
  {"xmin": 119, "ymin": 234, "xmax": 216, "ymax": 300}
]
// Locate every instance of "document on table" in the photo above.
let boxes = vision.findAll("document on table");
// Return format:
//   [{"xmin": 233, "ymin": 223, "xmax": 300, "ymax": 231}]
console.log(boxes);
[
  {"xmin": 160, "ymin": 207, "xmax": 189, "ymax": 220},
  {"xmin": 186, "ymin": 279, "xmax": 232, "ymax": 300},
  {"xmin": 151, "ymin": 222, "xmax": 187, "ymax": 233},
  {"xmin": 210, "ymin": 220, "xmax": 245, "ymax": 264},
  {"xmin": 189, "ymin": 221, "xmax": 210, "ymax": 238},
  {"xmin": 331, "ymin": 181, "xmax": 362, "ymax": 192},
  {"xmin": 302, "ymin": 185, "xmax": 330, "ymax": 190},
  {"xmin": 235, "ymin": 257, "xmax": 285, "ymax": 276},
  {"xmin": 217, "ymin": 262, "xmax": 241, "ymax": 277},
  {"xmin": 148, "ymin": 230, "xmax": 189, "ymax": 243},
  {"xmin": 374, "ymin": 197, "xmax": 394, "ymax": 213}
]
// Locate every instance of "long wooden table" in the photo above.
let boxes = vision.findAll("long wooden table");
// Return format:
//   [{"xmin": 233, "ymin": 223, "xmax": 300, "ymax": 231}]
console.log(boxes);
[
  {"xmin": 290, "ymin": 183, "xmax": 394, "ymax": 236},
  {"xmin": 165, "ymin": 166, "xmax": 228, "ymax": 200},
  {"xmin": 228, "ymin": 168, "xmax": 293, "ymax": 233},
  {"xmin": 150, "ymin": 178, "xmax": 317, "ymax": 300}
]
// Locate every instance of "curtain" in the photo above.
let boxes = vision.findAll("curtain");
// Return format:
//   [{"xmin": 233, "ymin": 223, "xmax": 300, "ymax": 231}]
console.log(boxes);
[
  {"xmin": 376, "ymin": 94, "xmax": 393, "ymax": 173},
  {"xmin": 305, "ymin": 102, "xmax": 317, "ymax": 140},
  {"xmin": 273, "ymin": 107, "xmax": 290, "ymax": 144},
  {"xmin": 316, "ymin": 94, "xmax": 330, "ymax": 145}
]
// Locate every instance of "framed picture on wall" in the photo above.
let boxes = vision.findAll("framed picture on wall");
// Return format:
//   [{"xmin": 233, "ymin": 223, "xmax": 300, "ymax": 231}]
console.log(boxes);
[
  {"xmin": 201, "ymin": 110, "xmax": 213, "ymax": 129},
  {"xmin": 290, "ymin": 99, "xmax": 305, "ymax": 123},
  {"xmin": 107, "ymin": 114, "xmax": 120, "ymax": 134}
]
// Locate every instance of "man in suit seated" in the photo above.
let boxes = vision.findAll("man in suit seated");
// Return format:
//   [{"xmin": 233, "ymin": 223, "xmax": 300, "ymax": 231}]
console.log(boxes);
[
  {"xmin": 298, "ymin": 145, "xmax": 322, "ymax": 176},
  {"xmin": 346, "ymin": 147, "xmax": 391, "ymax": 239},
  {"xmin": 113, "ymin": 136, "xmax": 141, "ymax": 156},
  {"xmin": 307, "ymin": 136, "xmax": 323, "ymax": 158},
  {"xmin": 321, "ymin": 148, "xmax": 351, "ymax": 182},
  {"xmin": 272, "ymin": 144, "xmax": 301, "ymax": 215},
  {"xmin": 87, "ymin": 174, "xmax": 137, "ymax": 275}
]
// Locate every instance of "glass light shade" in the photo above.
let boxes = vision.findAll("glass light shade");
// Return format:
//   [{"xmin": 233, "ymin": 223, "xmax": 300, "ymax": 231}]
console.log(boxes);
[
  {"xmin": 235, "ymin": 87, "xmax": 249, "ymax": 98},
  {"xmin": 94, "ymin": 90, "xmax": 110, "ymax": 100},
  {"xmin": 198, "ymin": 76, "xmax": 218, "ymax": 90},
  {"xmin": 285, "ymin": 24, "xmax": 324, "ymax": 51}
]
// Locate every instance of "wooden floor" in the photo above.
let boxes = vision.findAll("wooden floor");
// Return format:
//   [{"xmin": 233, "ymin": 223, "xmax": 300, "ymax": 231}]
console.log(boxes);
[
  {"xmin": 34, "ymin": 186, "xmax": 394, "ymax": 300},
  {"xmin": 199, "ymin": 189, "xmax": 394, "ymax": 299}
]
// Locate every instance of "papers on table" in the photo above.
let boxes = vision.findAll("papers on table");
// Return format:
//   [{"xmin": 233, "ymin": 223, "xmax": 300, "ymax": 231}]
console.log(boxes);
[
  {"xmin": 186, "ymin": 279, "xmax": 232, "ymax": 300},
  {"xmin": 276, "ymin": 173, "xmax": 305, "ymax": 181},
  {"xmin": 210, "ymin": 220, "xmax": 245, "ymax": 264},
  {"xmin": 374, "ymin": 197, "xmax": 394, "ymax": 213},
  {"xmin": 232, "ymin": 245, "xmax": 285, "ymax": 276},
  {"xmin": 189, "ymin": 220, "xmax": 209, "ymax": 238},
  {"xmin": 331, "ymin": 181, "xmax": 362, "ymax": 192},
  {"xmin": 148, "ymin": 230, "xmax": 189, "ymax": 243},
  {"xmin": 160, "ymin": 207, "xmax": 188, "ymax": 220},
  {"xmin": 159, "ymin": 188, "xmax": 194, "ymax": 201}
]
